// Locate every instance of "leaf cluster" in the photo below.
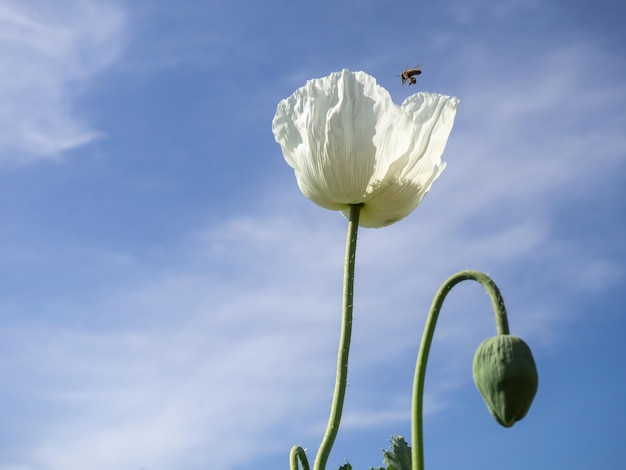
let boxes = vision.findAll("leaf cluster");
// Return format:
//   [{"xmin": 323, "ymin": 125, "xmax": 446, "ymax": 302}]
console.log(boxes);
[{"xmin": 337, "ymin": 435, "xmax": 412, "ymax": 470}]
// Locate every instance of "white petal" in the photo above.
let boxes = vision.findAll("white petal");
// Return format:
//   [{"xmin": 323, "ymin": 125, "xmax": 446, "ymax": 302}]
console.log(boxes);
[
  {"xmin": 401, "ymin": 93, "xmax": 459, "ymax": 181},
  {"xmin": 273, "ymin": 70, "xmax": 402, "ymax": 208},
  {"xmin": 272, "ymin": 70, "xmax": 459, "ymax": 228}
]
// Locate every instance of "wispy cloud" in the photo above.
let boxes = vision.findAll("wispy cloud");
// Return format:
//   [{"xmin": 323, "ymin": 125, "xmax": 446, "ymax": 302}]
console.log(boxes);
[
  {"xmin": 0, "ymin": 0, "xmax": 127, "ymax": 166},
  {"xmin": 0, "ymin": 211, "xmax": 350, "ymax": 469},
  {"xmin": 0, "ymin": 154, "xmax": 613, "ymax": 468}
]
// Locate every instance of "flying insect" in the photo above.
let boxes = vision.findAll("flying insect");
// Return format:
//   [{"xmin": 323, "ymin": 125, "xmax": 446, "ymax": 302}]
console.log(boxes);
[{"xmin": 399, "ymin": 65, "xmax": 422, "ymax": 86}]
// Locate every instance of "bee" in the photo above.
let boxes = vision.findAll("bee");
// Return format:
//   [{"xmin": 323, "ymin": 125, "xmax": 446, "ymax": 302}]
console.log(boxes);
[{"xmin": 399, "ymin": 65, "xmax": 422, "ymax": 86}]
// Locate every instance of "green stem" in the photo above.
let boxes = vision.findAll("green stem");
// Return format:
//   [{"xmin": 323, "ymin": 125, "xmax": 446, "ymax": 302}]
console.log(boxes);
[
  {"xmin": 411, "ymin": 270, "xmax": 510, "ymax": 470},
  {"xmin": 313, "ymin": 204, "xmax": 363, "ymax": 470},
  {"xmin": 290, "ymin": 446, "xmax": 311, "ymax": 470}
]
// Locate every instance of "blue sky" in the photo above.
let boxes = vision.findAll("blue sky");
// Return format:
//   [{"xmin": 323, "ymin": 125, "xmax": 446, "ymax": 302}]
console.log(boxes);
[{"xmin": 0, "ymin": 0, "xmax": 625, "ymax": 469}]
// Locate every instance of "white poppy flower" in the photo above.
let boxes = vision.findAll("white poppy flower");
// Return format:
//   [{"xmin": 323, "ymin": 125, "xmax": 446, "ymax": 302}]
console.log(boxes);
[{"xmin": 272, "ymin": 69, "xmax": 459, "ymax": 228}]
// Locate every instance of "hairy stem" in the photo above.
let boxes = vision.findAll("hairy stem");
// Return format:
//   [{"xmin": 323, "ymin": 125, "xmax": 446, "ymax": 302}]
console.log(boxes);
[
  {"xmin": 411, "ymin": 270, "xmax": 510, "ymax": 470},
  {"xmin": 313, "ymin": 204, "xmax": 362, "ymax": 470},
  {"xmin": 290, "ymin": 445, "xmax": 311, "ymax": 470}
]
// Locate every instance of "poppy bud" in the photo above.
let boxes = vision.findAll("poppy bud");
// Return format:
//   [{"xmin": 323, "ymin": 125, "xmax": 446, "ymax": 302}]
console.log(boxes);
[{"xmin": 472, "ymin": 335, "xmax": 538, "ymax": 427}]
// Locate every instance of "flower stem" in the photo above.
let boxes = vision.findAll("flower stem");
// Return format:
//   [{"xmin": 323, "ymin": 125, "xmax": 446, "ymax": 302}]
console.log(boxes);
[
  {"xmin": 290, "ymin": 446, "xmax": 311, "ymax": 470},
  {"xmin": 411, "ymin": 270, "xmax": 510, "ymax": 470},
  {"xmin": 313, "ymin": 204, "xmax": 362, "ymax": 470}
]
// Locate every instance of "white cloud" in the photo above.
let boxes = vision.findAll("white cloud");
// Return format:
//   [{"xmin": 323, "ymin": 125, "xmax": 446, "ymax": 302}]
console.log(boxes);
[
  {"xmin": 0, "ymin": 212, "xmax": 351, "ymax": 469},
  {"xmin": 0, "ymin": 189, "xmax": 579, "ymax": 470},
  {"xmin": 0, "ymin": 0, "xmax": 127, "ymax": 166},
  {"xmin": 0, "ymin": 158, "xmax": 621, "ymax": 469}
]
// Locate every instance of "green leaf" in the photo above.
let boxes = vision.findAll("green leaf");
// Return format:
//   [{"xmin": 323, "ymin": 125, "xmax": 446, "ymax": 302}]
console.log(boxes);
[
  {"xmin": 370, "ymin": 435, "xmax": 412, "ymax": 470},
  {"xmin": 338, "ymin": 461, "xmax": 352, "ymax": 470}
]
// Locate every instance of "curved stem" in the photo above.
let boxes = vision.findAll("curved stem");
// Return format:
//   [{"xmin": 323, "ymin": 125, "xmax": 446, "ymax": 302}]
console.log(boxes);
[
  {"xmin": 313, "ymin": 204, "xmax": 362, "ymax": 470},
  {"xmin": 290, "ymin": 446, "xmax": 311, "ymax": 470},
  {"xmin": 411, "ymin": 270, "xmax": 510, "ymax": 470}
]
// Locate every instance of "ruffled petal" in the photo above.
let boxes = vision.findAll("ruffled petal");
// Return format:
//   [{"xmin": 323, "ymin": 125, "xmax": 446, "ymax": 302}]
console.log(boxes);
[
  {"xmin": 272, "ymin": 70, "xmax": 459, "ymax": 228},
  {"xmin": 273, "ymin": 70, "xmax": 403, "ymax": 207},
  {"xmin": 400, "ymin": 93, "xmax": 459, "ymax": 182}
]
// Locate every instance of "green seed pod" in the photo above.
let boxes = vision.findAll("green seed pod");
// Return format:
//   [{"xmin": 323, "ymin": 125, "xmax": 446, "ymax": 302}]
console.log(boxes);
[{"xmin": 473, "ymin": 335, "xmax": 538, "ymax": 428}]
